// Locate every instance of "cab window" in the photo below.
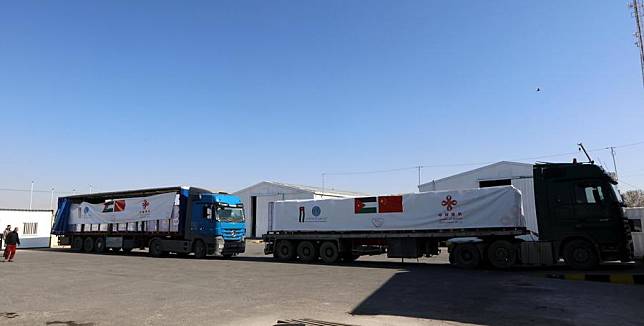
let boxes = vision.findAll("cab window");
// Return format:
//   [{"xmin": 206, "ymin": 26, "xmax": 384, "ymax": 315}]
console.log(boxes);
[{"xmin": 574, "ymin": 184, "xmax": 605, "ymax": 204}]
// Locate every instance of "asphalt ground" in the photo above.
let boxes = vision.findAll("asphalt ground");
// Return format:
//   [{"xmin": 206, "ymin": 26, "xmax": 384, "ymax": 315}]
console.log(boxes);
[{"xmin": 1, "ymin": 242, "xmax": 643, "ymax": 326}]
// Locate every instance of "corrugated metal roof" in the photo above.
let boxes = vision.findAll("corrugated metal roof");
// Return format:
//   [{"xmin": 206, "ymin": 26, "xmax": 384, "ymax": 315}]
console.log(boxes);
[
  {"xmin": 234, "ymin": 181, "xmax": 368, "ymax": 197},
  {"xmin": 419, "ymin": 161, "xmax": 532, "ymax": 188}
]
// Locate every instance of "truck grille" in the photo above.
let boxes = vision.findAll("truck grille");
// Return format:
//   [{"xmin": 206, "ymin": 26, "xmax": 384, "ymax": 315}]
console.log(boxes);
[{"xmin": 222, "ymin": 228, "xmax": 243, "ymax": 239}]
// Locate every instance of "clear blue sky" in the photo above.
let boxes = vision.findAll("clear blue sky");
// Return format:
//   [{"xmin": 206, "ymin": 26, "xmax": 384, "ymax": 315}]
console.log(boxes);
[{"xmin": 1, "ymin": 1, "xmax": 643, "ymax": 209}]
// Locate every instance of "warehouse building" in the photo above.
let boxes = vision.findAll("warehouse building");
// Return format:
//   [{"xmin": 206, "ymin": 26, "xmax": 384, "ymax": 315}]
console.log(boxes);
[
  {"xmin": 0, "ymin": 209, "xmax": 53, "ymax": 248},
  {"xmin": 234, "ymin": 181, "xmax": 366, "ymax": 238},
  {"xmin": 418, "ymin": 161, "xmax": 538, "ymax": 235}
]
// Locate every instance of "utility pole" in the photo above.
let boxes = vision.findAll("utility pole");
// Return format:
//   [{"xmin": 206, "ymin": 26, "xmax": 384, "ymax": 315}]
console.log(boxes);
[
  {"xmin": 417, "ymin": 165, "xmax": 422, "ymax": 187},
  {"xmin": 89, "ymin": 184, "xmax": 93, "ymax": 194},
  {"xmin": 631, "ymin": 0, "xmax": 644, "ymax": 87},
  {"xmin": 321, "ymin": 173, "xmax": 326, "ymax": 194},
  {"xmin": 50, "ymin": 188, "xmax": 55, "ymax": 210},
  {"xmin": 608, "ymin": 146, "xmax": 618, "ymax": 176},
  {"xmin": 29, "ymin": 181, "xmax": 34, "ymax": 210}
]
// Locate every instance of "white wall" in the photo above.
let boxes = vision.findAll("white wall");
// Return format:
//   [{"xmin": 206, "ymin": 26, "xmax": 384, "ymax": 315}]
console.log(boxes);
[
  {"xmin": 0, "ymin": 209, "xmax": 53, "ymax": 248},
  {"xmin": 234, "ymin": 183, "xmax": 317, "ymax": 237},
  {"xmin": 419, "ymin": 163, "xmax": 539, "ymax": 236},
  {"xmin": 625, "ymin": 208, "xmax": 644, "ymax": 259}
]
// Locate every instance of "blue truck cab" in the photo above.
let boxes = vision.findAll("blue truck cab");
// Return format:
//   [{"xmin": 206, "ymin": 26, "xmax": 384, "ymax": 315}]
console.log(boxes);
[
  {"xmin": 190, "ymin": 192, "xmax": 247, "ymax": 257},
  {"xmin": 52, "ymin": 186, "xmax": 246, "ymax": 258}
]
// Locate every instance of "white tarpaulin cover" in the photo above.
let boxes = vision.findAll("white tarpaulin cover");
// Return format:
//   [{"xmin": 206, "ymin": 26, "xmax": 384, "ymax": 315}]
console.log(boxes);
[
  {"xmin": 68, "ymin": 192, "xmax": 178, "ymax": 225},
  {"xmin": 269, "ymin": 186, "xmax": 525, "ymax": 232}
]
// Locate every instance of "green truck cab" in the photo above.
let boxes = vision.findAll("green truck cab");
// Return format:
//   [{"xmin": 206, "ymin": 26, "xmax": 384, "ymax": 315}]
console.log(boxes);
[{"xmin": 534, "ymin": 162, "xmax": 633, "ymax": 269}]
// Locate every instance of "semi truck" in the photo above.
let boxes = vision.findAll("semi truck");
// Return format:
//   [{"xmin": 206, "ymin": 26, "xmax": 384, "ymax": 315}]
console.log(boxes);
[
  {"xmin": 51, "ymin": 186, "xmax": 246, "ymax": 258},
  {"xmin": 263, "ymin": 162, "xmax": 634, "ymax": 269}
]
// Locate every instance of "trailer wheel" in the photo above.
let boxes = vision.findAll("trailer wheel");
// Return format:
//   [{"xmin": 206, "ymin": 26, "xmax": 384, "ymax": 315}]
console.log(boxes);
[
  {"xmin": 83, "ymin": 237, "xmax": 94, "ymax": 253},
  {"xmin": 297, "ymin": 241, "xmax": 318, "ymax": 263},
  {"xmin": 274, "ymin": 240, "xmax": 296, "ymax": 261},
  {"xmin": 486, "ymin": 240, "xmax": 516, "ymax": 269},
  {"xmin": 149, "ymin": 238, "xmax": 164, "ymax": 258},
  {"xmin": 450, "ymin": 243, "xmax": 481, "ymax": 269},
  {"xmin": 95, "ymin": 237, "xmax": 106, "ymax": 254},
  {"xmin": 71, "ymin": 236, "xmax": 83, "ymax": 252},
  {"xmin": 319, "ymin": 241, "xmax": 340, "ymax": 264},
  {"xmin": 563, "ymin": 239, "xmax": 598, "ymax": 270},
  {"xmin": 193, "ymin": 240, "xmax": 207, "ymax": 259}
]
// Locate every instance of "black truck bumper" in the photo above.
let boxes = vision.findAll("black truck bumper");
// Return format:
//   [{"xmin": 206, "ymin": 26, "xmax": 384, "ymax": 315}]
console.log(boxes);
[{"xmin": 222, "ymin": 240, "xmax": 245, "ymax": 255}]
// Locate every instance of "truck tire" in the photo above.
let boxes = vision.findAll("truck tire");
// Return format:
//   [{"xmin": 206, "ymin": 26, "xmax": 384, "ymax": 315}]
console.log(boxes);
[
  {"xmin": 563, "ymin": 239, "xmax": 599, "ymax": 270},
  {"xmin": 149, "ymin": 238, "xmax": 164, "ymax": 258},
  {"xmin": 486, "ymin": 240, "xmax": 516, "ymax": 269},
  {"xmin": 274, "ymin": 240, "xmax": 296, "ymax": 261},
  {"xmin": 95, "ymin": 237, "xmax": 106, "ymax": 254},
  {"xmin": 193, "ymin": 240, "xmax": 207, "ymax": 259},
  {"xmin": 83, "ymin": 237, "xmax": 94, "ymax": 253},
  {"xmin": 319, "ymin": 241, "xmax": 340, "ymax": 264},
  {"xmin": 72, "ymin": 236, "xmax": 83, "ymax": 252},
  {"xmin": 297, "ymin": 241, "xmax": 318, "ymax": 263},
  {"xmin": 450, "ymin": 243, "xmax": 481, "ymax": 269}
]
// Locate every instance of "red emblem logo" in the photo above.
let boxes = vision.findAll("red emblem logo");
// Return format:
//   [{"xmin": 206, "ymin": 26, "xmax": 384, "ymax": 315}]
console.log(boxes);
[
  {"xmin": 142, "ymin": 200, "xmax": 150, "ymax": 209},
  {"xmin": 441, "ymin": 195, "xmax": 457, "ymax": 211}
]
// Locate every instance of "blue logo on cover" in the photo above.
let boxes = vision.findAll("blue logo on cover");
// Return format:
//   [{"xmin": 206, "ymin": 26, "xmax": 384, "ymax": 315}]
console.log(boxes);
[{"xmin": 312, "ymin": 206, "xmax": 321, "ymax": 217}]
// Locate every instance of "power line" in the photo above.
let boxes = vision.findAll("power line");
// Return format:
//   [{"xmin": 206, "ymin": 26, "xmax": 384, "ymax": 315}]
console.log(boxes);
[{"xmin": 323, "ymin": 141, "xmax": 644, "ymax": 177}]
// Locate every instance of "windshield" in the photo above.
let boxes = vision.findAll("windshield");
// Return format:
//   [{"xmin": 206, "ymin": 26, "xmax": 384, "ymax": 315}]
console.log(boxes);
[
  {"xmin": 216, "ymin": 206, "xmax": 245, "ymax": 223},
  {"xmin": 610, "ymin": 183, "xmax": 623, "ymax": 204}
]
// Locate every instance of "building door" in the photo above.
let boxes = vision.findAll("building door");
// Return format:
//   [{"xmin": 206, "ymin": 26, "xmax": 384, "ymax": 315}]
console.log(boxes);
[{"xmin": 251, "ymin": 196, "xmax": 257, "ymax": 238}]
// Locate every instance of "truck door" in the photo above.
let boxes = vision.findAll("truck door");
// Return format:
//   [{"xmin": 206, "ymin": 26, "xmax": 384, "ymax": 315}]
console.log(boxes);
[
  {"xmin": 542, "ymin": 181, "xmax": 576, "ymax": 240},
  {"xmin": 191, "ymin": 201, "xmax": 216, "ymax": 239},
  {"xmin": 572, "ymin": 182, "xmax": 621, "ymax": 242}
]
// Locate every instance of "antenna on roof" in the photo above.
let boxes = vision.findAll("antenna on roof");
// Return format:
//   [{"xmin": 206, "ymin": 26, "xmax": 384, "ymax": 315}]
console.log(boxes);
[{"xmin": 577, "ymin": 143, "xmax": 594, "ymax": 164}]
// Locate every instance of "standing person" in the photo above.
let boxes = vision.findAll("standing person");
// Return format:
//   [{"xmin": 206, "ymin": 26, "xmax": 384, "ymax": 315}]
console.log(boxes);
[
  {"xmin": 3, "ymin": 227, "xmax": 19, "ymax": 262},
  {"xmin": 1, "ymin": 225, "xmax": 11, "ymax": 250}
]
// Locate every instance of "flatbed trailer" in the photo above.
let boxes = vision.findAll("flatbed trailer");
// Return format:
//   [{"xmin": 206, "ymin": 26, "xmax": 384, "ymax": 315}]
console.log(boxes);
[{"xmin": 264, "ymin": 226, "xmax": 529, "ymax": 268}]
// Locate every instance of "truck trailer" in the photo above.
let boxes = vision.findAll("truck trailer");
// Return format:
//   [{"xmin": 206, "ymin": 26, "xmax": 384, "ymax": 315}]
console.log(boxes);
[
  {"xmin": 263, "ymin": 162, "xmax": 634, "ymax": 269},
  {"xmin": 51, "ymin": 186, "xmax": 246, "ymax": 258}
]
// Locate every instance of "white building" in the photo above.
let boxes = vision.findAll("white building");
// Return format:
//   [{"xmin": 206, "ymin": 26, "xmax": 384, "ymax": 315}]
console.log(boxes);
[
  {"xmin": 418, "ymin": 161, "xmax": 539, "ymax": 235},
  {"xmin": 625, "ymin": 207, "xmax": 644, "ymax": 259},
  {"xmin": 234, "ymin": 181, "xmax": 367, "ymax": 238},
  {"xmin": 0, "ymin": 209, "xmax": 53, "ymax": 248}
]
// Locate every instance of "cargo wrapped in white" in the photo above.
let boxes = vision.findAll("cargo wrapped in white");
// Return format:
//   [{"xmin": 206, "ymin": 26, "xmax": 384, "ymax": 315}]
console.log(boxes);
[
  {"xmin": 269, "ymin": 186, "xmax": 525, "ymax": 232},
  {"xmin": 68, "ymin": 192, "xmax": 179, "ymax": 225}
]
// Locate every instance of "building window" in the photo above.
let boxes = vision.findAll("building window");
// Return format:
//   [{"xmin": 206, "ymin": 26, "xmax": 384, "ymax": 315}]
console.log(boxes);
[
  {"xmin": 479, "ymin": 179, "xmax": 512, "ymax": 188},
  {"xmin": 23, "ymin": 222, "xmax": 38, "ymax": 235}
]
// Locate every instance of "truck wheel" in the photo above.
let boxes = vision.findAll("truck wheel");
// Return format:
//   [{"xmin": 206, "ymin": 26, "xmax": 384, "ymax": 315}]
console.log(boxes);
[
  {"xmin": 275, "ymin": 240, "xmax": 296, "ymax": 261},
  {"xmin": 297, "ymin": 241, "xmax": 318, "ymax": 263},
  {"xmin": 450, "ymin": 243, "xmax": 481, "ymax": 269},
  {"xmin": 83, "ymin": 237, "xmax": 95, "ymax": 253},
  {"xmin": 71, "ymin": 236, "xmax": 83, "ymax": 252},
  {"xmin": 563, "ymin": 239, "xmax": 598, "ymax": 270},
  {"xmin": 193, "ymin": 240, "xmax": 207, "ymax": 259},
  {"xmin": 95, "ymin": 237, "xmax": 106, "ymax": 254},
  {"xmin": 149, "ymin": 239, "xmax": 164, "ymax": 258},
  {"xmin": 319, "ymin": 241, "xmax": 340, "ymax": 264},
  {"xmin": 486, "ymin": 240, "xmax": 516, "ymax": 269}
]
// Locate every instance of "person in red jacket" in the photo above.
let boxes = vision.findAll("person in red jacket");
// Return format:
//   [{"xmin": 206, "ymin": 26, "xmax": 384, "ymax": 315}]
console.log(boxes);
[{"xmin": 3, "ymin": 227, "xmax": 20, "ymax": 262}]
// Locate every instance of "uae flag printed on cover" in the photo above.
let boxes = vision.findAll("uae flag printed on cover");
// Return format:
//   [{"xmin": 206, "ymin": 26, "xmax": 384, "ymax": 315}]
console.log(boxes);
[
  {"xmin": 355, "ymin": 197, "xmax": 377, "ymax": 214},
  {"xmin": 102, "ymin": 200, "xmax": 126, "ymax": 213},
  {"xmin": 378, "ymin": 195, "xmax": 403, "ymax": 213}
]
